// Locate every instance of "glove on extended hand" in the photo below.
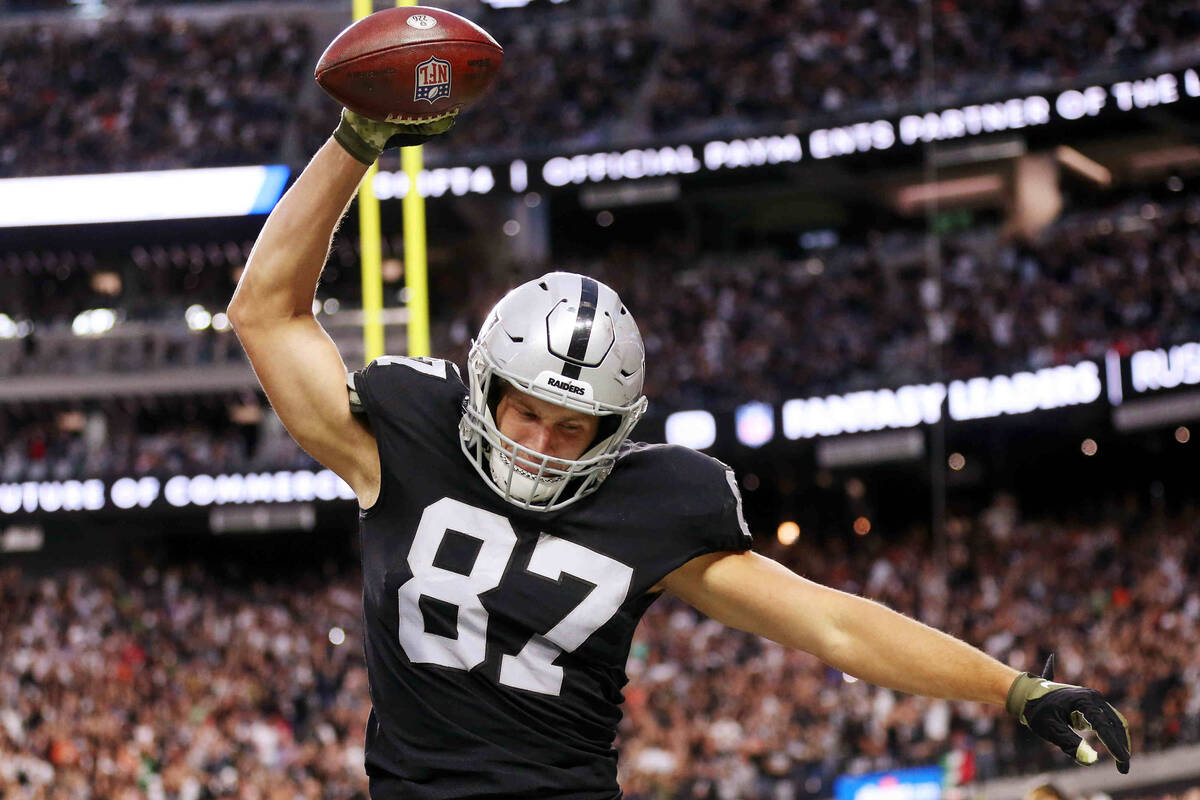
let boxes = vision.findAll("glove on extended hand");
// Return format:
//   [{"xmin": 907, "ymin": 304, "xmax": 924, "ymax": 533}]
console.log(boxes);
[
  {"xmin": 333, "ymin": 108, "xmax": 458, "ymax": 165},
  {"xmin": 1007, "ymin": 654, "xmax": 1132, "ymax": 774}
]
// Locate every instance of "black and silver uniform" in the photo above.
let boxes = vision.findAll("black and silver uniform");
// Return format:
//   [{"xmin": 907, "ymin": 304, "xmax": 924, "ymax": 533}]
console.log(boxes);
[{"xmin": 348, "ymin": 355, "xmax": 753, "ymax": 799}]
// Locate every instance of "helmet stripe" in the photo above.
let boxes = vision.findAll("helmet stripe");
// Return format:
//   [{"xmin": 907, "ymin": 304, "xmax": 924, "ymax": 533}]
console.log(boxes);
[{"xmin": 561, "ymin": 276, "xmax": 598, "ymax": 379}]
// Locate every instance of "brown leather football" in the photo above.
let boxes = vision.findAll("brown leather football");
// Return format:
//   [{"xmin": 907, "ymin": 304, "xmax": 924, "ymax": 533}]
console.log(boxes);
[{"xmin": 315, "ymin": 7, "xmax": 502, "ymax": 123}]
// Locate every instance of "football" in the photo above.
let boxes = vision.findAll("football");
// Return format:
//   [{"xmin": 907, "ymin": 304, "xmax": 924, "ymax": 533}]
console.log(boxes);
[{"xmin": 315, "ymin": 6, "xmax": 502, "ymax": 123}]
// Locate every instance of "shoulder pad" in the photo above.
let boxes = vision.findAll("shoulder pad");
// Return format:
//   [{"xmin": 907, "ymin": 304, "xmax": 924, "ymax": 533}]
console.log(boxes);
[
  {"xmin": 609, "ymin": 442, "xmax": 753, "ymax": 554},
  {"xmin": 372, "ymin": 355, "xmax": 461, "ymax": 381},
  {"xmin": 347, "ymin": 355, "xmax": 466, "ymax": 420},
  {"xmin": 347, "ymin": 371, "xmax": 365, "ymax": 414}
]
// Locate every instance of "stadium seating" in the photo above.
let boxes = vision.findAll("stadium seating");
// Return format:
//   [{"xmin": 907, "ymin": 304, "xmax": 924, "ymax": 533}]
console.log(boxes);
[
  {"xmin": 3, "ymin": 191, "xmax": 1196, "ymax": 482},
  {"xmin": 643, "ymin": 0, "xmax": 1200, "ymax": 138},
  {"xmin": 0, "ymin": 15, "xmax": 312, "ymax": 178},
  {"xmin": 2, "ymin": 497, "xmax": 1195, "ymax": 797},
  {"xmin": 3, "ymin": 0, "xmax": 1199, "ymax": 174},
  {"xmin": 0, "ymin": 396, "xmax": 317, "ymax": 483},
  {"xmin": 4, "ymin": 4, "xmax": 1199, "ymax": 798}
]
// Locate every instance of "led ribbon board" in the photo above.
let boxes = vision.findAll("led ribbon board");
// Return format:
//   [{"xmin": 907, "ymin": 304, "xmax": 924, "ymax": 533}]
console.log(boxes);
[
  {"xmin": 4, "ymin": 68, "xmax": 1194, "ymax": 223},
  {"xmin": 0, "ymin": 165, "xmax": 289, "ymax": 227},
  {"xmin": 834, "ymin": 766, "xmax": 944, "ymax": 800},
  {"xmin": 0, "ymin": 469, "xmax": 356, "ymax": 515},
  {"xmin": 371, "ymin": 67, "xmax": 1200, "ymax": 197}
]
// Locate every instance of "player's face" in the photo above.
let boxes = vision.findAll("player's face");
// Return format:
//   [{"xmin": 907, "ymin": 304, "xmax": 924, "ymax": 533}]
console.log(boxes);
[{"xmin": 495, "ymin": 386, "xmax": 600, "ymax": 467}]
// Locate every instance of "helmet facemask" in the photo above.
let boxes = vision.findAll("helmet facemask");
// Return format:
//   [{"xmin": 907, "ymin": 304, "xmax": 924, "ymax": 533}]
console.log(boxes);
[{"xmin": 458, "ymin": 273, "xmax": 647, "ymax": 512}]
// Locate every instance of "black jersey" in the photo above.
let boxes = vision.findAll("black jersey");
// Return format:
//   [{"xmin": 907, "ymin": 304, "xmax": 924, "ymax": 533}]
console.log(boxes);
[{"xmin": 348, "ymin": 355, "xmax": 753, "ymax": 799}]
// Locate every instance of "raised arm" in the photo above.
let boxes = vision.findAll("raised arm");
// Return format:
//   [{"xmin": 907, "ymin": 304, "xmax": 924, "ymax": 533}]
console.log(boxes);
[
  {"xmin": 227, "ymin": 112, "xmax": 456, "ymax": 508},
  {"xmin": 227, "ymin": 137, "xmax": 379, "ymax": 506}
]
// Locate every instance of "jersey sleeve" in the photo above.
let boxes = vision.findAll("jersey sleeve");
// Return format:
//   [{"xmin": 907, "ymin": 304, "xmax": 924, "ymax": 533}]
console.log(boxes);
[
  {"xmin": 612, "ymin": 444, "xmax": 754, "ymax": 589},
  {"xmin": 346, "ymin": 356, "xmax": 468, "ymax": 499},
  {"xmin": 676, "ymin": 448, "xmax": 753, "ymax": 555},
  {"xmin": 634, "ymin": 443, "xmax": 754, "ymax": 554},
  {"xmin": 348, "ymin": 355, "xmax": 465, "ymax": 421},
  {"xmin": 715, "ymin": 462, "xmax": 754, "ymax": 553}
]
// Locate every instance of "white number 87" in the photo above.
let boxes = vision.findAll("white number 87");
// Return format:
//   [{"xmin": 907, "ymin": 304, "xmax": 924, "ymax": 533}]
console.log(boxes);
[{"xmin": 398, "ymin": 498, "xmax": 633, "ymax": 696}]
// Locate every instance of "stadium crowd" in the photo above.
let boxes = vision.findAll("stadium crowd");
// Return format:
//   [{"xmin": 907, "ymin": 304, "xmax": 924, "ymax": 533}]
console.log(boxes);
[
  {"xmin": 4, "ymin": 0, "xmax": 1200, "ymax": 175},
  {"xmin": 296, "ymin": 1, "xmax": 662, "ymax": 163},
  {"xmin": 572, "ymin": 193, "xmax": 1200, "ymax": 410},
  {"xmin": 7, "ymin": 194, "xmax": 1200, "ymax": 397},
  {"xmin": 644, "ymin": 0, "xmax": 1200, "ymax": 138},
  {"xmin": 3, "ymin": 191, "xmax": 1199, "ymax": 483},
  {"xmin": 0, "ymin": 15, "xmax": 312, "ymax": 178},
  {"xmin": 2, "ymin": 496, "xmax": 1197, "ymax": 798},
  {"xmin": 6, "ymin": 3, "xmax": 1199, "ymax": 799},
  {"xmin": 0, "ymin": 398, "xmax": 315, "ymax": 484}
]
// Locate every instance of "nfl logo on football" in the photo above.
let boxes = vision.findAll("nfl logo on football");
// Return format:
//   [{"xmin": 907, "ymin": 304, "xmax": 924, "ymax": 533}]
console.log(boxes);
[{"xmin": 415, "ymin": 56, "xmax": 452, "ymax": 103}]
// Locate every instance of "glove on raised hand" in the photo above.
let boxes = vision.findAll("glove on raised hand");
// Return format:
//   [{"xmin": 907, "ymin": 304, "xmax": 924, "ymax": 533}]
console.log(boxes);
[
  {"xmin": 1007, "ymin": 654, "xmax": 1132, "ymax": 774},
  {"xmin": 333, "ymin": 108, "xmax": 458, "ymax": 165}
]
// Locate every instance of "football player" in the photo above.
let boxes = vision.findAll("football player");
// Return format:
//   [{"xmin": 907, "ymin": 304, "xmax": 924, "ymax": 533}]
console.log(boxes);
[{"xmin": 227, "ymin": 111, "xmax": 1132, "ymax": 799}]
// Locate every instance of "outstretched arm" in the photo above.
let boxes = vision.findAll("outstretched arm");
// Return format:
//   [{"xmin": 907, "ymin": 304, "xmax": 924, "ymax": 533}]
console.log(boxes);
[
  {"xmin": 663, "ymin": 550, "xmax": 1017, "ymax": 703},
  {"xmin": 662, "ymin": 550, "xmax": 1131, "ymax": 772}
]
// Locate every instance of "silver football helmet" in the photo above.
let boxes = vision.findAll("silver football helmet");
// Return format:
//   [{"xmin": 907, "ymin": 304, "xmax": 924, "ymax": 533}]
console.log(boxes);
[{"xmin": 459, "ymin": 272, "xmax": 648, "ymax": 512}]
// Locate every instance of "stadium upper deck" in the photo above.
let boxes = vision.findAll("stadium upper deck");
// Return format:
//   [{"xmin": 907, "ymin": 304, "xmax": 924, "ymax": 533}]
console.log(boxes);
[{"xmin": 2, "ymin": 0, "xmax": 1198, "ymax": 176}]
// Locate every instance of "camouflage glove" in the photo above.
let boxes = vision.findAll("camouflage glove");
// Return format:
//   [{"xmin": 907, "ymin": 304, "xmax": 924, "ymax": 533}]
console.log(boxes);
[
  {"xmin": 1007, "ymin": 654, "xmax": 1132, "ymax": 774},
  {"xmin": 333, "ymin": 108, "xmax": 458, "ymax": 165}
]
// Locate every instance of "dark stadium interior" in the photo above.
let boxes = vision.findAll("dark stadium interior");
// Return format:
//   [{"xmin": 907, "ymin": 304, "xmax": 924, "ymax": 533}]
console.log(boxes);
[{"xmin": 3, "ymin": 0, "xmax": 1200, "ymax": 799}]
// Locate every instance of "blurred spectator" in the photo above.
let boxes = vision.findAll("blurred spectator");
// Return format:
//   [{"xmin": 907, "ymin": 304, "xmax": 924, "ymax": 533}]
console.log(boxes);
[
  {"xmin": 441, "ymin": 191, "xmax": 1200, "ymax": 411},
  {"xmin": 646, "ymin": 0, "xmax": 1200, "ymax": 138},
  {"xmin": 4, "ymin": 192, "xmax": 1200, "ymax": 418},
  {"xmin": 3, "ymin": 0, "xmax": 1200, "ymax": 173},
  {"xmin": 0, "ymin": 15, "xmax": 312, "ymax": 177},
  {"xmin": 0, "ymin": 558, "xmax": 372, "ymax": 799},
  {"xmin": 0, "ymin": 397, "xmax": 318, "ymax": 483},
  {"xmin": 2, "ymin": 496, "xmax": 1198, "ymax": 797},
  {"xmin": 304, "ymin": 0, "xmax": 1200, "ymax": 158}
]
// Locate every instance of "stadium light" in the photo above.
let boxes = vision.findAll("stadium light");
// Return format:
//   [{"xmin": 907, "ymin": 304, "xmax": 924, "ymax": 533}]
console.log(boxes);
[
  {"xmin": 71, "ymin": 308, "xmax": 116, "ymax": 336},
  {"xmin": 895, "ymin": 174, "xmax": 1005, "ymax": 213},
  {"xmin": 735, "ymin": 402, "xmax": 775, "ymax": 447},
  {"xmin": 664, "ymin": 410, "xmax": 716, "ymax": 450},
  {"xmin": 0, "ymin": 525, "xmax": 43, "ymax": 553},
  {"xmin": 1055, "ymin": 146, "xmax": 1112, "ymax": 186},
  {"xmin": 0, "ymin": 165, "xmax": 289, "ymax": 227},
  {"xmin": 185, "ymin": 305, "xmax": 212, "ymax": 331}
]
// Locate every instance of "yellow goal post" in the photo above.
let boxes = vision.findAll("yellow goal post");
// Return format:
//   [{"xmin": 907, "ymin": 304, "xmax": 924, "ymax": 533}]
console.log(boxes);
[{"xmin": 352, "ymin": 0, "xmax": 431, "ymax": 363}]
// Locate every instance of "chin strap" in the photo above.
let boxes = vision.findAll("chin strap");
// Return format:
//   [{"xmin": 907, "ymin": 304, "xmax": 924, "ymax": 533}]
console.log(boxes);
[{"xmin": 488, "ymin": 447, "xmax": 565, "ymax": 504}]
